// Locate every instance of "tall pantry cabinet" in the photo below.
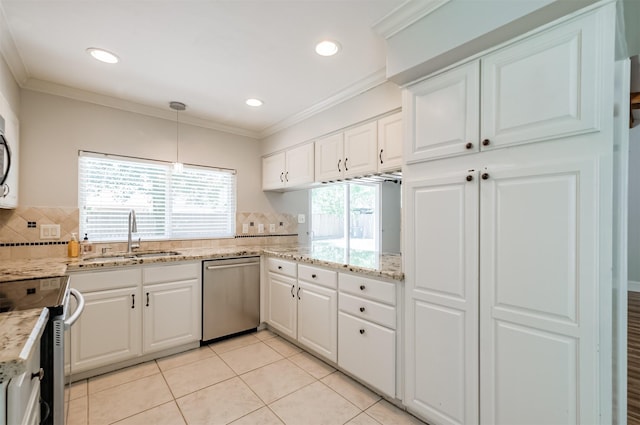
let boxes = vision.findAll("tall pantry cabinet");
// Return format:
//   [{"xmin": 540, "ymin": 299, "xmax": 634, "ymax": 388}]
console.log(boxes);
[{"xmin": 403, "ymin": 3, "xmax": 618, "ymax": 425}]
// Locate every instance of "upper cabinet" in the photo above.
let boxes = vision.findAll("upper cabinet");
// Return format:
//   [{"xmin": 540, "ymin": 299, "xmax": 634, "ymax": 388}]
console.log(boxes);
[
  {"xmin": 315, "ymin": 114, "xmax": 403, "ymax": 183},
  {"xmin": 404, "ymin": 61, "xmax": 480, "ymax": 163},
  {"xmin": 262, "ymin": 143, "xmax": 314, "ymax": 191},
  {"xmin": 405, "ymin": 9, "xmax": 603, "ymax": 164},
  {"xmin": 377, "ymin": 112, "xmax": 403, "ymax": 173}
]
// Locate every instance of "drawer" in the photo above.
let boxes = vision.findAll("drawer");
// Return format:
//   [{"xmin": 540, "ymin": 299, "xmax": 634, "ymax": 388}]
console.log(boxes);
[
  {"xmin": 339, "ymin": 273, "xmax": 396, "ymax": 305},
  {"xmin": 338, "ymin": 312, "xmax": 396, "ymax": 398},
  {"xmin": 70, "ymin": 268, "xmax": 141, "ymax": 292},
  {"xmin": 143, "ymin": 262, "xmax": 199, "ymax": 284},
  {"xmin": 298, "ymin": 264, "xmax": 337, "ymax": 289},
  {"xmin": 267, "ymin": 257, "xmax": 297, "ymax": 277},
  {"xmin": 339, "ymin": 292, "xmax": 396, "ymax": 330}
]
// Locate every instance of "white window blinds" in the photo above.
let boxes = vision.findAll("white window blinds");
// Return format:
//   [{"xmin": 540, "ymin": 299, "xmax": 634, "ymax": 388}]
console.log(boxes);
[{"xmin": 79, "ymin": 152, "xmax": 236, "ymax": 241}]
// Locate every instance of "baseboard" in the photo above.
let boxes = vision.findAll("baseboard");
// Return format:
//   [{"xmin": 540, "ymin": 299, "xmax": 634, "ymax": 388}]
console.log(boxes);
[{"xmin": 629, "ymin": 281, "xmax": 640, "ymax": 292}]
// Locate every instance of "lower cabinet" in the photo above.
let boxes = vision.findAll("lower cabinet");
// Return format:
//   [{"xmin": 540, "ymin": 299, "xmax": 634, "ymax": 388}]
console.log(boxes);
[
  {"xmin": 265, "ymin": 258, "xmax": 338, "ymax": 363},
  {"xmin": 338, "ymin": 273, "xmax": 397, "ymax": 398},
  {"xmin": 69, "ymin": 262, "xmax": 200, "ymax": 374}
]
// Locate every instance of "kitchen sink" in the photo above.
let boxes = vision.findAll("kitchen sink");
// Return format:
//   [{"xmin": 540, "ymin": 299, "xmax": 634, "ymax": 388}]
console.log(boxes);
[{"xmin": 82, "ymin": 250, "xmax": 181, "ymax": 262}]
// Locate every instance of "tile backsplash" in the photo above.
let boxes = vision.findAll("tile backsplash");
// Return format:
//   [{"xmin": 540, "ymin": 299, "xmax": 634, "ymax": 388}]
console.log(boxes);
[{"xmin": 0, "ymin": 207, "xmax": 298, "ymax": 260}]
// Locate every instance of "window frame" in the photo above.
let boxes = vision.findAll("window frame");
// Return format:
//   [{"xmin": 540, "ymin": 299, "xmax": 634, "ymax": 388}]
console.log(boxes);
[{"xmin": 78, "ymin": 151, "xmax": 237, "ymax": 242}]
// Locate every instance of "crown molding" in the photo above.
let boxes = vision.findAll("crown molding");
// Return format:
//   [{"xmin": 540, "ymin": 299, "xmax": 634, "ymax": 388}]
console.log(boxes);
[
  {"xmin": 23, "ymin": 78, "xmax": 262, "ymax": 139},
  {"xmin": 0, "ymin": 3, "xmax": 28, "ymax": 85},
  {"xmin": 373, "ymin": 0, "xmax": 451, "ymax": 39},
  {"xmin": 259, "ymin": 68, "xmax": 389, "ymax": 139}
]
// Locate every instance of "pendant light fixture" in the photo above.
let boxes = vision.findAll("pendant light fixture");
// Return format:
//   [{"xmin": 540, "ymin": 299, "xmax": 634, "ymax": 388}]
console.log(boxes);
[{"xmin": 169, "ymin": 101, "xmax": 186, "ymax": 172}]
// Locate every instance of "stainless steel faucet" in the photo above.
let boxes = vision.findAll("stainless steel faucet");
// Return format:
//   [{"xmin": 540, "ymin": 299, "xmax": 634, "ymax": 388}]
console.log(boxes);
[{"xmin": 127, "ymin": 209, "xmax": 140, "ymax": 253}]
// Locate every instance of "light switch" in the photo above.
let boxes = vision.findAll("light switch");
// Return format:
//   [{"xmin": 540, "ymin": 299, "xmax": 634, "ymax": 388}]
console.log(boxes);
[
  {"xmin": 40, "ymin": 224, "xmax": 60, "ymax": 240},
  {"xmin": 258, "ymin": 224, "xmax": 264, "ymax": 234},
  {"xmin": 242, "ymin": 224, "xmax": 249, "ymax": 234},
  {"xmin": 269, "ymin": 224, "xmax": 276, "ymax": 233},
  {"xmin": 298, "ymin": 214, "xmax": 305, "ymax": 224}
]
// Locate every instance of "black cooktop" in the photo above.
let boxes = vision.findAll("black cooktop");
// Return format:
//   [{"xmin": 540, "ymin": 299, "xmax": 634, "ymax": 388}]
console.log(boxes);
[{"xmin": 0, "ymin": 276, "xmax": 69, "ymax": 315}]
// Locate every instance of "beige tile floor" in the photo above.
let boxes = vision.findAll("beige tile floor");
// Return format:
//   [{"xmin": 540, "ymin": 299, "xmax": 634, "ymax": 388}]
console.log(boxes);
[{"xmin": 65, "ymin": 329, "xmax": 427, "ymax": 425}]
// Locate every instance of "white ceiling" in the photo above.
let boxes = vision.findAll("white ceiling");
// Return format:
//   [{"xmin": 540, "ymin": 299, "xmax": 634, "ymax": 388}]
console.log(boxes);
[{"xmin": 0, "ymin": 0, "xmax": 404, "ymax": 138}]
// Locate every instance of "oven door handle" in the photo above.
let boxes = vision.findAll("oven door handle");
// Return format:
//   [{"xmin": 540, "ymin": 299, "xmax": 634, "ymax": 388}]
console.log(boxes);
[{"xmin": 64, "ymin": 288, "xmax": 85, "ymax": 329}]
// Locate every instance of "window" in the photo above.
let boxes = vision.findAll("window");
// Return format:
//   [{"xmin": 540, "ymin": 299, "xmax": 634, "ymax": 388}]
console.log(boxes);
[
  {"xmin": 78, "ymin": 151, "xmax": 236, "ymax": 241},
  {"xmin": 310, "ymin": 182, "xmax": 380, "ymax": 267}
]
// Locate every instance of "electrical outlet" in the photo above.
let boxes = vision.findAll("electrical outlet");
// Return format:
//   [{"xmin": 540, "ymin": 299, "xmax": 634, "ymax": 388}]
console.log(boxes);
[
  {"xmin": 258, "ymin": 223, "xmax": 264, "ymax": 234},
  {"xmin": 242, "ymin": 223, "xmax": 249, "ymax": 234},
  {"xmin": 269, "ymin": 224, "xmax": 276, "ymax": 233},
  {"xmin": 40, "ymin": 224, "xmax": 60, "ymax": 240},
  {"xmin": 298, "ymin": 214, "xmax": 306, "ymax": 224}
]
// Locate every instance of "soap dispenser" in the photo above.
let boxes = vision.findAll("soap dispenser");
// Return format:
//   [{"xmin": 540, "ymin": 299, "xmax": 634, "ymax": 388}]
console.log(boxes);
[
  {"xmin": 81, "ymin": 233, "xmax": 93, "ymax": 257},
  {"xmin": 68, "ymin": 233, "xmax": 79, "ymax": 258}
]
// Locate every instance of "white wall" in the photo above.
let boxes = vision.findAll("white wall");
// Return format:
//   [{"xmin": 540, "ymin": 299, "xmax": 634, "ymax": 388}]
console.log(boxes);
[
  {"xmin": 19, "ymin": 90, "xmax": 271, "ymax": 212},
  {"xmin": 0, "ymin": 54, "xmax": 19, "ymax": 114},
  {"xmin": 261, "ymin": 81, "xmax": 401, "ymax": 156}
]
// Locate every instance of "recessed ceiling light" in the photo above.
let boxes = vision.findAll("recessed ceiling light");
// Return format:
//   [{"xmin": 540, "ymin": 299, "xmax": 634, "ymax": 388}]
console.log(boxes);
[
  {"xmin": 315, "ymin": 40, "xmax": 340, "ymax": 57},
  {"xmin": 246, "ymin": 98, "xmax": 263, "ymax": 107},
  {"xmin": 86, "ymin": 48, "xmax": 119, "ymax": 64}
]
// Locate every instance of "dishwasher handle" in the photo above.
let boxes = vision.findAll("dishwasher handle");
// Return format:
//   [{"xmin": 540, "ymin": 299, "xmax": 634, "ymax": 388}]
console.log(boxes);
[{"xmin": 205, "ymin": 262, "xmax": 259, "ymax": 271}]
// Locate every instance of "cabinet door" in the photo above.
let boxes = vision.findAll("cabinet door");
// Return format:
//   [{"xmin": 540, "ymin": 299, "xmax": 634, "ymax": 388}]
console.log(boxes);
[
  {"xmin": 297, "ymin": 280, "xmax": 337, "ymax": 362},
  {"xmin": 481, "ymin": 11, "xmax": 602, "ymax": 149},
  {"xmin": 267, "ymin": 272, "xmax": 297, "ymax": 339},
  {"xmin": 377, "ymin": 112, "xmax": 403, "ymax": 173},
  {"xmin": 315, "ymin": 133, "xmax": 344, "ymax": 182},
  {"xmin": 143, "ymin": 279, "xmax": 200, "ymax": 353},
  {"xmin": 70, "ymin": 287, "xmax": 141, "ymax": 373},
  {"xmin": 479, "ymin": 158, "xmax": 598, "ymax": 424},
  {"xmin": 344, "ymin": 121, "xmax": 378, "ymax": 178},
  {"xmin": 285, "ymin": 143, "xmax": 314, "ymax": 187},
  {"xmin": 404, "ymin": 61, "xmax": 479, "ymax": 163},
  {"xmin": 338, "ymin": 312, "xmax": 395, "ymax": 398},
  {"xmin": 404, "ymin": 170, "xmax": 479, "ymax": 425},
  {"xmin": 262, "ymin": 152, "xmax": 286, "ymax": 191}
]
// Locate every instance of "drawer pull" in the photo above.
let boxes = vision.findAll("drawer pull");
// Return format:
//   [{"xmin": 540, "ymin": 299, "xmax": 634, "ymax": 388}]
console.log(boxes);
[
  {"xmin": 291, "ymin": 285, "xmax": 295, "ymax": 298},
  {"xmin": 359, "ymin": 307, "xmax": 365, "ymax": 312},
  {"xmin": 359, "ymin": 329, "xmax": 365, "ymax": 335},
  {"xmin": 131, "ymin": 294, "xmax": 135, "ymax": 309},
  {"xmin": 311, "ymin": 274, "xmax": 317, "ymax": 279},
  {"xmin": 297, "ymin": 287, "xmax": 301, "ymax": 300},
  {"xmin": 146, "ymin": 292, "xmax": 150, "ymax": 307},
  {"xmin": 359, "ymin": 284, "xmax": 365, "ymax": 291}
]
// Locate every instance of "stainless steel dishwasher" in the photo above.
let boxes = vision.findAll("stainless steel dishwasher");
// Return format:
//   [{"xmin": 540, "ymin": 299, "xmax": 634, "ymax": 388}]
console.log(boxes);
[{"xmin": 202, "ymin": 256, "xmax": 260, "ymax": 342}]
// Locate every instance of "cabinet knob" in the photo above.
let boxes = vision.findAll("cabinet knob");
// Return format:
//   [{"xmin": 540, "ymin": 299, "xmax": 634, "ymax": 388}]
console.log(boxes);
[
  {"xmin": 482, "ymin": 173, "xmax": 490, "ymax": 180},
  {"xmin": 359, "ymin": 307, "xmax": 365, "ymax": 312},
  {"xmin": 466, "ymin": 175, "xmax": 473, "ymax": 182},
  {"xmin": 31, "ymin": 368, "xmax": 44, "ymax": 381},
  {"xmin": 482, "ymin": 139, "xmax": 490, "ymax": 146},
  {"xmin": 465, "ymin": 142, "xmax": 473, "ymax": 149},
  {"xmin": 359, "ymin": 329, "xmax": 365, "ymax": 335},
  {"xmin": 278, "ymin": 266, "xmax": 282, "ymax": 270},
  {"xmin": 311, "ymin": 274, "xmax": 317, "ymax": 279},
  {"xmin": 359, "ymin": 284, "xmax": 365, "ymax": 291}
]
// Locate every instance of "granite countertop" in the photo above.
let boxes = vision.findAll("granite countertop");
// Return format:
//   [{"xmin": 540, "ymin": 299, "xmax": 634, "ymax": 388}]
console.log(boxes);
[{"xmin": 0, "ymin": 308, "xmax": 49, "ymax": 382}]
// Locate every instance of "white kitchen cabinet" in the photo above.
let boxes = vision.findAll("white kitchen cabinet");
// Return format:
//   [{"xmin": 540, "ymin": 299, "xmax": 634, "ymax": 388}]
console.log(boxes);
[
  {"xmin": 377, "ymin": 112, "xmax": 403, "ymax": 172},
  {"xmin": 405, "ymin": 155, "xmax": 602, "ymax": 424},
  {"xmin": 315, "ymin": 121, "xmax": 379, "ymax": 182},
  {"xmin": 266, "ymin": 258, "xmax": 298, "ymax": 339},
  {"xmin": 404, "ymin": 170, "xmax": 479, "ymax": 425},
  {"xmin": 70, "ymin": 286, "xmax": 141, "ymax": 373},
  {"xmin": 142, "ymin": 262, "xmax": 200, "ymax": 353},
  {"xmin": 404, "ymin": 60, "xmax": 479, "ymax": 163},
  {"xmin": 315, "ymin": 132, "xmax": 344, "ymax": 182},
  {"xmin": 338, "ymin": 273, "xmax": 397, "ymax": 398},
  {"xmin": 480, "ymin": 9, "xmax": 601, "ymax": 150},
  {"xmin": 297, "ymin": 266, "xmax": 337, "ymax": 362},
  {"xmin": 343, "ymin": 121, "xmax": 378, "ymax": 178},
  {"xmin": 69, "ymin": 262, "xmax": 201, "ymax": 374},
  {"xmin": 265, "ymin": 259, "xmax": 338, "ymax": 363},
  {"xmin": 262, "ymin": 143, "xmax": 314, "ymax": 191}
]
